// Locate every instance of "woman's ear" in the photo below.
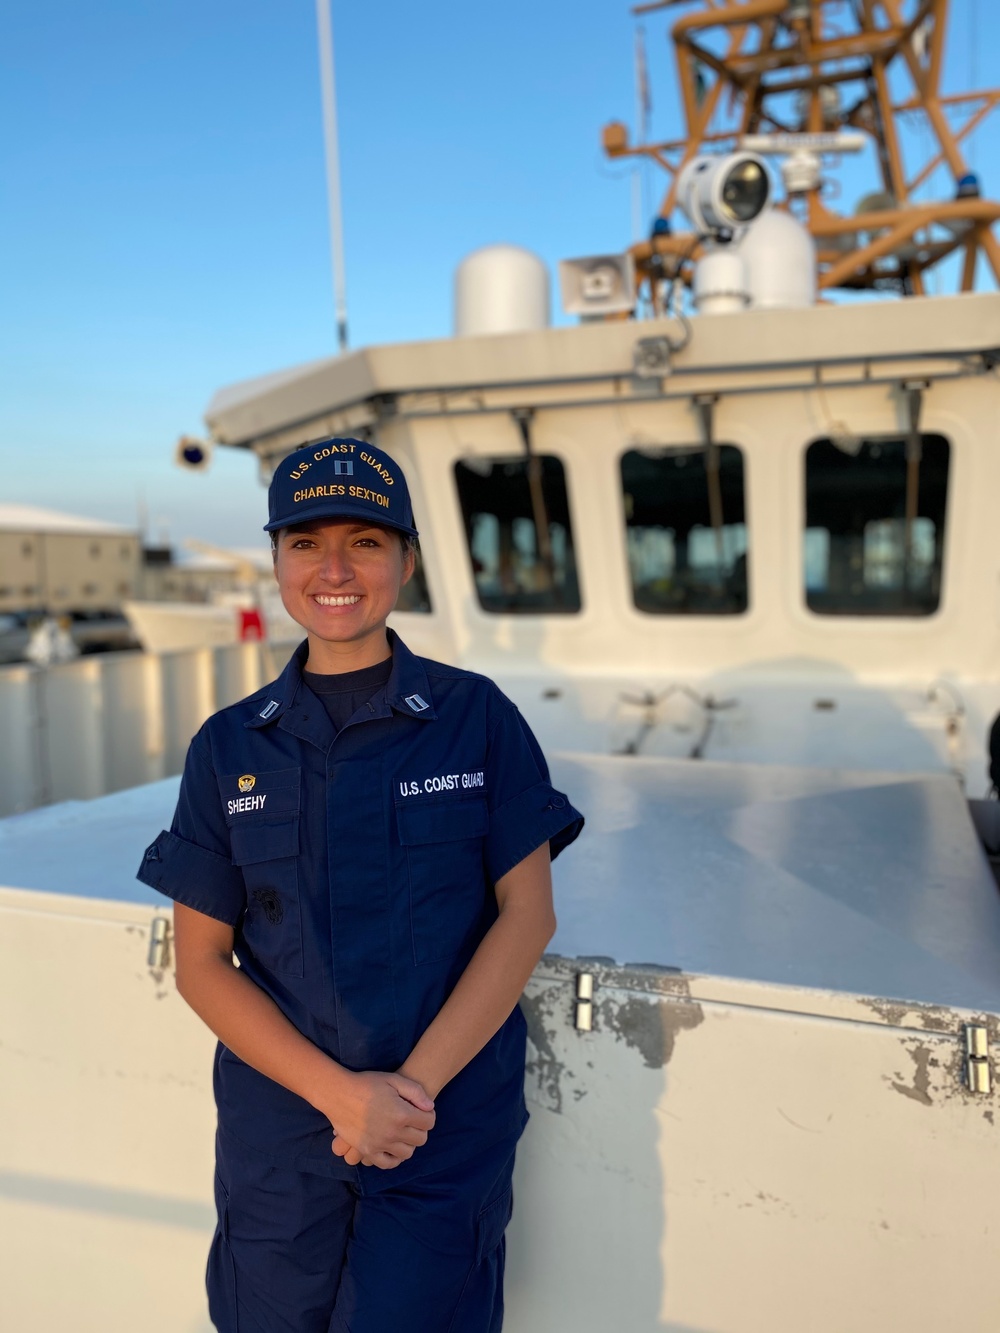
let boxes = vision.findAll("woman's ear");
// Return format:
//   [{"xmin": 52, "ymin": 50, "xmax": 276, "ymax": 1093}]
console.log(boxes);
[{"xmin": 400, "ymin": 543, "xmax": 416, "ymax": 586}]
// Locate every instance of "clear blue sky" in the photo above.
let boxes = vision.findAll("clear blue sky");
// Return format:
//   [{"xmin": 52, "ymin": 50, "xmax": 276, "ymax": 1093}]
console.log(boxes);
[{"xmin": 2, "ymin": 1, "xmax": 996, "ymax": 548}]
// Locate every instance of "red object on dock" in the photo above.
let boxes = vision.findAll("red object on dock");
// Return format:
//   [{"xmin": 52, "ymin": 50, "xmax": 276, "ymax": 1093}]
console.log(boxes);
[{"xmin": 238, "ymin": 608, "xmax": 265, "ymax": 642}]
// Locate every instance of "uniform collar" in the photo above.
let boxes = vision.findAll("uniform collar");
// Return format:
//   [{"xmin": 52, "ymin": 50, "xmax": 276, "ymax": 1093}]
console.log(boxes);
[
  {"xmin": 244, "ymin": 630, "xmax": 437, "ymax": 740},
  {"xmin": 244, "ymin": 641, "xmax": 309, "ymax": 732},
  {"xmin": 383, "ymin": 628, "xmax": 438, "ymax": 722}
]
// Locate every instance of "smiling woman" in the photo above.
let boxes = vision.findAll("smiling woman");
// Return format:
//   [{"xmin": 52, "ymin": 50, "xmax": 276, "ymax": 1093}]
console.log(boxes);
[
  {"xmin": 136, "ymin": 436, "xmax": 584, "ymax": 1333},
  {"xmin": 272, "ymin": 520, "xmax": 415, "ymax": 672}
]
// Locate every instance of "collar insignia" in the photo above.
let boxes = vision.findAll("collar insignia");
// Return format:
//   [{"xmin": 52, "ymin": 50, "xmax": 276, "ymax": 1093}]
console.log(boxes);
[{"xmin": 404, "ymin": 693, "xmax": 429, "ymax": 713}]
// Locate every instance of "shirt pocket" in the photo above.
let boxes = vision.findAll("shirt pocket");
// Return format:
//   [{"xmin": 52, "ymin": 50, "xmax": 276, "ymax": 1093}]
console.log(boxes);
[
  {"xmin": 396, "ymin": 797, "xmax": 489, "ymax": 965},
  {"xmin": 229, "ymin": 815, "xmax": 303, "ymax": 979}
]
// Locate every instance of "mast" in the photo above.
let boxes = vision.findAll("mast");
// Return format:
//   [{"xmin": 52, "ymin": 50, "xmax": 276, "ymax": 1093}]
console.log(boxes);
[
  {"xmin": 604, "ymin": 0, "xmax": 1000, "ymax": 302},
  {"xmin": 316, "ymin": 0, "xmax": 349, "ymax": 352}
]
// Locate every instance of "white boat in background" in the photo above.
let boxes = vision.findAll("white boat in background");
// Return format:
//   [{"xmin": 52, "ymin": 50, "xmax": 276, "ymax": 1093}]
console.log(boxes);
[
  {"xmin": 4, "ymin": 4, "xmax": 1000, "ymax": 1330},
  {"xmin": 123, "ymin": 590, "xmax": 298, "ymax": 653},
  {"xmin": 124, "ymin": 540, "xmax": 434, "ymax": 654},
  {"xmin": 123, "ymin": 543, "xmax": 300, "ymax": 653}
]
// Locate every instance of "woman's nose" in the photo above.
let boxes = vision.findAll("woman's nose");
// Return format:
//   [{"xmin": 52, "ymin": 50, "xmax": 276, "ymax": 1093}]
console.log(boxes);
[{"xmin": 319, "ymin": 545, "xmax": 354, "ymax": 582}]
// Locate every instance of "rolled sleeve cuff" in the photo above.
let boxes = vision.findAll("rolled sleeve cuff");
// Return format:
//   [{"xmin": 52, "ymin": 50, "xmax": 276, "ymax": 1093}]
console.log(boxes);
[
  {"xmin": 136, "ymin": 829, "xmax": 246, "ymax": 927},
  {"xmin": 486, "ymin": 781, "xmax": 584, "ymax": 885}
]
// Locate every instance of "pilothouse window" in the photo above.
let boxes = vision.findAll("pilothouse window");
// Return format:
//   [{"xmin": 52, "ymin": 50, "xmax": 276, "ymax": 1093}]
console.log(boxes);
[
  {"xmin": 804, "ymin": 433, "xmax": 949, "ymax": 616},
  {"xmin": 393, "ymin": 545, "xmax": 432, "ymax": 614},
  {"xmin": 621, "ymin": 446, "xmax": 749, "ymax": 615},
  {"xmin": 454, "ymin": 456, "xmax": 581, "ymax": 613}
]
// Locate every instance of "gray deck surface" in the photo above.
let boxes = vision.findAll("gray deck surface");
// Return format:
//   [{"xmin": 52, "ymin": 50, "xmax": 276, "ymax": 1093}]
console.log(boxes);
[
  {"xmin": 0, "ymin": 778, "xmax": 178, "ymax": 908},
  {"xmin": 548, "ymin": 754, "xmax": 1000, "ymax": 1014},
  {"xmin": 3, "ymin": 755, "xmax": 1000, "ymax": 1014}
]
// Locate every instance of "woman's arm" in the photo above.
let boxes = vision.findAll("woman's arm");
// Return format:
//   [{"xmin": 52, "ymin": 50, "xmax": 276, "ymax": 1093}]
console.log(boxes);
[
  {"xmin": 398, "ymin": 841, "xmax": 555, "ymax": 1099},
  {"xmin": 334, "ymin": 842, "xmax": 554, "ymax": 1167},
  {"xmin": 172, "ymin": 902, "xmax": 435, "ymax": 1167}
]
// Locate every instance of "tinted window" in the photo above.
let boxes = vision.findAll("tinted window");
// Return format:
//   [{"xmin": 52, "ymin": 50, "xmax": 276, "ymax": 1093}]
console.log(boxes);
[
  {"xmin": 804, "ymin": 434, "xmax": 949, "ymax": 615},
  {"xmin": 454, "ymin": 456, "xmax": 580, "ymax": 613},
  {"xmin": 621, "ymin": 445, "xmax": 749, "ymax": 614},
  {"xmin": 394, "ymin": 545, "xmax": 432, "ymax": 613}
]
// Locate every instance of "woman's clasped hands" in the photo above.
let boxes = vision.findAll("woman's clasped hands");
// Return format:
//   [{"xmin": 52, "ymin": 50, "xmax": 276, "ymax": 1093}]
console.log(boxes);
[{"xmin": 326, "ymin": 1069, "xmax": 436, "ymax": 1169}]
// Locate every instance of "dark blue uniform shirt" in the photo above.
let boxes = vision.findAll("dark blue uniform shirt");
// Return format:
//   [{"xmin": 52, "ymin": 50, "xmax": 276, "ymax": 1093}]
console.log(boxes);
[{"xmin": 138, "ymin": 631, "xmax": 583, "ymax": 1183}]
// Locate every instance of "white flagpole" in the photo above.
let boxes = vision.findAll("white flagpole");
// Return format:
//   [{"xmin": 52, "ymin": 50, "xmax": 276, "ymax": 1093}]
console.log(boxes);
[{"xmin": 316, "ymin": 0, "xmax": 349, "ymax": 352}]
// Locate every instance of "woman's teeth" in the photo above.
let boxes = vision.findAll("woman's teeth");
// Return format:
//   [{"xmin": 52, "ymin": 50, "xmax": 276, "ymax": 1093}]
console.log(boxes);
[{"xmin": 314, "ymin": 595, "xmax": 361, "ymax": 606}]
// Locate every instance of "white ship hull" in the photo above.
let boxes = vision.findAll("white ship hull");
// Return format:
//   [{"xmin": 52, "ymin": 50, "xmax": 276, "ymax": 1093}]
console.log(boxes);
[
  {"xmin": 123, "ymin": 597, "xmax": 299, "ymax": 655},
  {"xmin": 3, "ymin": 758, "xmax": 999, "ymax": 1332}
]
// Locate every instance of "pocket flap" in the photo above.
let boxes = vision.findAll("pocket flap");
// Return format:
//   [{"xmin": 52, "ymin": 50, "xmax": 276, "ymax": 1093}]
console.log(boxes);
[
  {"xmin": 230, "ymin": 816, "xmax": 299, "ymax": 865},
  {"xmin": 477, "ymin": 1183, "xmax": 513, "ymax": 1263},
  {"xmin": 396, "ymin": 798, "xmax": 488, "ymax": 846}
]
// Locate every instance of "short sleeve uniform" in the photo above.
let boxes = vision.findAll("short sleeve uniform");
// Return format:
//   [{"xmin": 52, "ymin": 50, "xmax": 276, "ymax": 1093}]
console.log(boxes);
[{"xmin": 137, "ymin": 630, "xmax": 583, "ymax": 1183}]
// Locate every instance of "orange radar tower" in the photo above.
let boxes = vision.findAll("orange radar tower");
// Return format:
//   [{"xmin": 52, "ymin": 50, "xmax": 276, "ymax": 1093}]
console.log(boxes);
[{"xmin": 604, "ymin": 0, "xmax": 1000, "ymax": 302}]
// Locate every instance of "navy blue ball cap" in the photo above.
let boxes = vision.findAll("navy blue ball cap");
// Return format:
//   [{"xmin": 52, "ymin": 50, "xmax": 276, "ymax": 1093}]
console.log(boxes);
[{"xmin": 264, "ymin": 437, "xmax": 418, "ymax": 538}]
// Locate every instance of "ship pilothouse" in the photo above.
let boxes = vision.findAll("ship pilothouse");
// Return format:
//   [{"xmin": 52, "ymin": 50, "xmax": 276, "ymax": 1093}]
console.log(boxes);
[{"xmin": 189, "ymin": 1, "xmax": 1000, "ymax": 794}]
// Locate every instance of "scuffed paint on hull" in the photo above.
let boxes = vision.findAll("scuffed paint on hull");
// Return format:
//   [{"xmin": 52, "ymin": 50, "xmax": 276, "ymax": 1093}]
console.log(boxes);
[{"xmin": 507, "ymin": 954, "xmax": 1000, "ymax": 1333}]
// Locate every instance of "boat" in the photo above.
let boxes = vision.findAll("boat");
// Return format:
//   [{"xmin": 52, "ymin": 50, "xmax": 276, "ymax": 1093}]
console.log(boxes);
[
  {"xmin": 122, "ymin": 546, "xmax": 300, "ymax": 654},
  {"xmin": 3, "ymin": 3, "xmax": 1000, "ymax": 1329},
  {"xmin": 122, "ymin": 541, "xmax": 429, "ymax": 655}
]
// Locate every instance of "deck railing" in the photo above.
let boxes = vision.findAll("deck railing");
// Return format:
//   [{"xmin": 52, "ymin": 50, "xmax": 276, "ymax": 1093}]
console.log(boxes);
[{"xmin": 0, "ymin": 642, "xmax": 297, "ymax": 818}]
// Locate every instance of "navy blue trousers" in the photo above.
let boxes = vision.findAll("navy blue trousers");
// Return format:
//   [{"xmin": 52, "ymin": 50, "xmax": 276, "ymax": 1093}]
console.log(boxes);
[{"xmin": 208, "ymin": 1130, "xmax": 517, "ymax": 1333}]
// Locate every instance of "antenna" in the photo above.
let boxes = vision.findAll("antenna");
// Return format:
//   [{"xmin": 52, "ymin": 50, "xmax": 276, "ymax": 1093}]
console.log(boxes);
[
  {"xmin": 741, "ymin": 132, "xmax": 865, "ymax": 198},
  {"xmin": 606, "ymin": 0, "xmax": 1000, "ymax": 302},
  {"xmin": 316, "ymin": 0, "xmax": 349, "ymax": 353},
  {"xmin": 740, "ymin": 133, "xmax": 867, "ymax": 155}
]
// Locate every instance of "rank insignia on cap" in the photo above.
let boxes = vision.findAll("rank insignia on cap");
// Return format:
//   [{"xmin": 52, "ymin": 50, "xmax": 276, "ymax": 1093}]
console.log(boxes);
[
  {"xmin": 238, "ymin": 774, "xmax": 256, "ymax": 793},
  {"xmin": 404, "ymin": 693, "xmax": 429, "ymax": 713}
]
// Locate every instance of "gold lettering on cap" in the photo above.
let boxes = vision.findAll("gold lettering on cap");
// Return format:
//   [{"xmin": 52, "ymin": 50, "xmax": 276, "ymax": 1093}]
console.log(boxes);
[
  {"xmin": 348, "ymin": 485, "xmax": 390, "ymax": 509},
  {"xmin": 360, "ymin": 452, "xmax": 395, "ymax": 485},
  {"xmin": 313, "ymin": 442, "xmax": 358, "ymax": 462},
  {"xmin": 293, "ymin": 484, "xmax": 348, "ymax": 503}
]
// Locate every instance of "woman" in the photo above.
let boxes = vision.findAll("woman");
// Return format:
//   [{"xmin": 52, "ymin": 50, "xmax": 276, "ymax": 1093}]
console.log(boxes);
[{"xmin": 138, "ymin": 437, "xmax": 583, "ymax": 1332}]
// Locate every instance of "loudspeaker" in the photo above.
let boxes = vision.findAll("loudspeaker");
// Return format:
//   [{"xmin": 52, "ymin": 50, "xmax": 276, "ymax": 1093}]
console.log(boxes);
[{"xmin": 558, "ymin": 253, "xmax": 636, "ymax": 317}]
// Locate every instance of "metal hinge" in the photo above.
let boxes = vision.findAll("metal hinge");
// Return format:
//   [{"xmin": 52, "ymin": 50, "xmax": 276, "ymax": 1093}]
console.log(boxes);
[
  {"xmin": 147, "ymin": 915, "xmax": 171, "ymax": 970},
  {"xmin": 965, "ymin": 1024, "xmax": 992, "ymax": 1094},
  {"xmin": 575, "ymin": 972, "xmax": 594, "ymax": 1032}
]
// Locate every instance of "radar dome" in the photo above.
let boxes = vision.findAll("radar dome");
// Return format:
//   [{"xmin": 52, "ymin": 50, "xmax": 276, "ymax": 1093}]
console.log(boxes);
[
  {"xmin": 737, "ymin": 210, "xmax": 816, "ymax": 309},
  {"xmin": 454, "ymin": 245, "xmax": 550, "ymax": 337}
]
